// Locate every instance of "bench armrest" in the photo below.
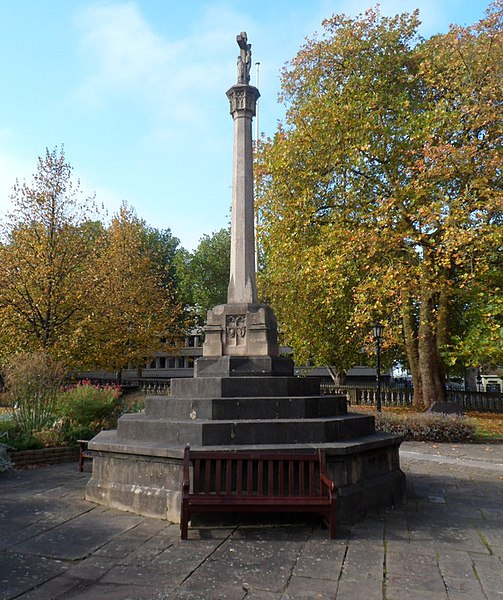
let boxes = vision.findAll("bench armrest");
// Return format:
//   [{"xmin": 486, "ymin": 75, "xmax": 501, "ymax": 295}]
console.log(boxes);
[
  {"xmin": 182, "ymin": 444, "xmax": 191, "ymax": 496},
  {"xmin": 320, "ymin": 473, "xmax": 336, "ymax": 494},
  {"xmin": 318, "ymin": 449, "xmax": 337, "ymax": 497}
]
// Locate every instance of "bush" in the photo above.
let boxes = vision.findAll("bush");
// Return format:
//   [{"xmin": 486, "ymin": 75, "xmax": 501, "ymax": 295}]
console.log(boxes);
[
  {"xmin": 0, "ymin": 412, "xmax": 61, "ymax": 450},
  {"xmin": 373, "ymin": 411, "xmax": 476, "ymax": 442},
  {"xmin": 0, "ymin": 374, "xmax": 124, "ymax": 449},
  {"xmin": 121, "ymin": 390, "xmax": 146, "ymax": 414},
  {"xmin": 2, "ymin": 352, "xmax": 65, "ymax": 434},
  {"xmin": 0, "ymin": 414, "xmax": 17, "ymax": 436},
  {"xmin": 56, "ymin": 380, "xmax": 122, "ymax": 440},
  {"xmin": 7, "ymin": 434, "xmax": 43, "ymax": 451}
]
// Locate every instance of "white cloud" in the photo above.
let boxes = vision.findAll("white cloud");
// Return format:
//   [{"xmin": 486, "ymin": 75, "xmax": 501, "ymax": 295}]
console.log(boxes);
[
  {"xmin": 72, "ymin": 1, "xmax": 247, "ymax": 127},
  {"xmin": 74, "ymin": 2, "xmax": 173, "ymax": 97}
]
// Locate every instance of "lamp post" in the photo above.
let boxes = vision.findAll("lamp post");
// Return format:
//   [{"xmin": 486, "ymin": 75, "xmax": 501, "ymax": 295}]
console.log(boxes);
[{"xmin": 372, "ymin": 323, "xmax": 384, "ymax": 412}]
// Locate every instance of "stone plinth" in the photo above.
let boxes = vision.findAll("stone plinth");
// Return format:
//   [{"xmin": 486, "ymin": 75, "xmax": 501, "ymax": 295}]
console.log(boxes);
[
  {"xmin": 86, "ymin": 374, "xmax": 406, "ymax": 524},
  {"xmin": 203, "ymin": 303, "xmax": 281, "ymax": 358},
  {"xmin": 194, "ymin": 356, "xmax": 294, "ymax": 378},
  {"xmin": 87, "ymin": 428, "xmax": 405, "ymax": 524}
]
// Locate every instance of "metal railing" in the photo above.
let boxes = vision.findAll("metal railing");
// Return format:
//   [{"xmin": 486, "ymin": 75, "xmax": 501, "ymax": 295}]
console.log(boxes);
[{"xmin": 320, "ymin": 384, "xmax": 503, "ymax": 413}]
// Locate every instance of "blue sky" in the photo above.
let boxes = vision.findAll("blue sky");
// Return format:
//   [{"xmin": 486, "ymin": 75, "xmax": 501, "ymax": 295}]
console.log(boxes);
[{"xmin": 0, "ymin": 0, "xmax": 491, "ymax": 250}]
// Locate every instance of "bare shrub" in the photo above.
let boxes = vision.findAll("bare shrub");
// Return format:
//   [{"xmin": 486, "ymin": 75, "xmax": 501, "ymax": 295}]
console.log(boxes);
[
  {"xmin": 3, "ymin": 352, "xmax": 65, "ymax": 434},
  {"xmin": 373, "ymin": 411, "xmax": 476, "ymax": 442}
]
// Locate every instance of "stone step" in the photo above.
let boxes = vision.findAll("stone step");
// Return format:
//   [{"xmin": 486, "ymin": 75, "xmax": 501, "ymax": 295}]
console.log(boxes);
[
  {"xmin": 170, "ymin": 376, "xmax": 321, "ymax": 398},
  {"xmin": 145, "ymin": 395, "xmax": 348, "ymax": 420},
  {"xmin": 116, "ymin": 413, "xmax": 375, "ymax": 446}
]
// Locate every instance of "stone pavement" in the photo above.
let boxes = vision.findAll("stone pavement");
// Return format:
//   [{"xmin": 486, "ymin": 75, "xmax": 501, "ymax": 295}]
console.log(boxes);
[{"xmin": 1, "ymin": 441, "xmax": 502, "ymax": 600}]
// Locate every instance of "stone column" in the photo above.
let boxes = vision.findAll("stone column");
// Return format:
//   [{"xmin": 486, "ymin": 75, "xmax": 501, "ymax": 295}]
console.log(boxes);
[
  {"xmin": 226, "ymin": 84, "xmax": 260, "ymax": 304},
  {"xmin": 199, "ymin": 33, "xmax": 291, "ymax": 373}
]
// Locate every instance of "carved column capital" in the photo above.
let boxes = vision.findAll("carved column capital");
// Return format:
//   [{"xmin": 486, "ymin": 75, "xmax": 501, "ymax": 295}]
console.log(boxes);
[{"xmin": 226, "ymin": 84, "xmax": 260, "ymax": 117}]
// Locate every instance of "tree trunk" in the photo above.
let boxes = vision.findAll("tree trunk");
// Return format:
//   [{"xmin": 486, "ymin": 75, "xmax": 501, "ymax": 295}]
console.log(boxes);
[
  {"xmin": 436, "ymin": 288, "xmax": 450, "ymax": 348},
  {"xmin": 402, "ymin": 295, "xmax": 423, "ymax": 408},
  {"xmin": 464, "ymin": 367, "xmax": 478, "ymax": 392},
  {"xmin": 418, "ymin": 292, "xmax": 446, "ymax": 408},
  {"xmin": 327, "ymin": 365, "xmax": 346, "ymax": 386}
]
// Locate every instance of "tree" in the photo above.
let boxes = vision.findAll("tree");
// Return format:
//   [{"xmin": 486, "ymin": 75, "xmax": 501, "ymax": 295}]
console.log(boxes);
[
  {"xmin": 72, "ymin": 204, "xmax": 183, "ymax": 376},
  {"xmin": 0, "ymin": 147, "xmax": 99, "ymax": 362},
  {"xmin": 256, "ymin": 4, "xmax": 502, "ymax": 407},
  {"xmin": 174, "ymin": 228, "xmax": 231, "ymax": 327},
  {"xmin": 142, "ymin": 226, "xmax": 181, "ymax": 290}
]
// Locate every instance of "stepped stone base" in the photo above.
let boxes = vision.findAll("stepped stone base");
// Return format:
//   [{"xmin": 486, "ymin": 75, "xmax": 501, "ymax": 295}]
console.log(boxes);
[
  {"xmin": 195, "ymin": 355, "xmax": 294, "ymax": 378},
  {"xmin": 86, "ymin": 370, "xmax": 406, "ymax": 525},
  {"xmin": 86, "ymin": 431, "xmax": 404, "ymax": 523},
  {"xmin": 170, "ymin": 376, "xmax": 320, "ymax": 398}
]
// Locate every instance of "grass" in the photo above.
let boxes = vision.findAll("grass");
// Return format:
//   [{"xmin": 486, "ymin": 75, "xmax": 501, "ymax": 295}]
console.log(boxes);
[{"xmin": 469, "ymin": 411, "xmax": 503, "ymax": 440}]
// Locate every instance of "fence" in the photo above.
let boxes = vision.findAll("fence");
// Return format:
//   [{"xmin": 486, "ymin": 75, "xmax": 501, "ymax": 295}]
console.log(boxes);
[
  {"xmin": 70, "ymin": 375, "xmax": 503, "ymax": 413},
  {"xmin": 320, "ymin": 383, "xmax": 503, "ymax": 413}
]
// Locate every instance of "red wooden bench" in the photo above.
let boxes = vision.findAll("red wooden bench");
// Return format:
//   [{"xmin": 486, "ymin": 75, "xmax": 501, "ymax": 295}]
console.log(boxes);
[
  {"xmin": 78, "ymin": 439, "xmax": 92, "ymax": 472},
  {"xmin": 181, "ymin": 446, "xmax": 337, "ymax": 539}
]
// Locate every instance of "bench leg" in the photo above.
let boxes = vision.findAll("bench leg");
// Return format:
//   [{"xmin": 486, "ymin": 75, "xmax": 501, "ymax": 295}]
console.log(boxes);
[
  {"xmin": 328, "ymin": 516, "xmax": 336, "ymax": 539},
  {"xmin": 180, "ymin": 502, "xmax": 189, "ymax": 540},
  {"xmin": 328, "ymin": 500, "xmax": 337, "ymax": 539}
]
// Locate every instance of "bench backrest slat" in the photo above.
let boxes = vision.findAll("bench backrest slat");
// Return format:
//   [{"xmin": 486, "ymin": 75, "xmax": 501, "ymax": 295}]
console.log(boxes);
[
  {"xmin": 193, "ymin": 458, "xmax": 201, "ymax": 494},
  {"xmin": 215, "ymin": 459, "xmax": 222, "ymax": 494},
  {"xmin": 205, "ymin": 459, "xmax": 212, "ymax": 494},
  {"xmin": 247, "ymin": 458, "xmax": 253, "ymax": 494},
  {"xmin": 268, "ymin": 460, "xmax": 274, "ymax": 497},
  {"xmin": 236, "ymin": 459, "xmax": 243, "ymax": 493},
  {"xmin": 226, "ymin": 458, "xmax": 232, "ymax": 494},
  {"xmin": 186, "ymin": 449, "xmax": 328, "ymax": 499},
  {"xmin": 278, "ymin": 460, "xmax": 284, "ymax": 495},
  {"xmin": 257, "ymin": 460, "xmax": 264, "ymax": 495}
]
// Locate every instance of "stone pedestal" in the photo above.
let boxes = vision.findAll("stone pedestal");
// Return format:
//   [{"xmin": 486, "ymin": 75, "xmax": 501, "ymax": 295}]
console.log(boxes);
[
  {"xmin": 86, "ymin": 378, "xmax": 406, "ymax": 523},
  {"xmin": 203, "ymin": 303, "xmax": 280, "ymax": 358}
]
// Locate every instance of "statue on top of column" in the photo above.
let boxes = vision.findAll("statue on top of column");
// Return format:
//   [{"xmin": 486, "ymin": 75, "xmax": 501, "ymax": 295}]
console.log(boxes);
[{"xmin": 236, "ymin": 32, "xmax": 252, "ymax": 84}]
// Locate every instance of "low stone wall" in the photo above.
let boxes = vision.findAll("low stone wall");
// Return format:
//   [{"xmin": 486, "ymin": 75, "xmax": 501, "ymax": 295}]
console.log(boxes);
[{"xmin": 8, "ymin": 446, "xmax": 79, "ymax": 468}]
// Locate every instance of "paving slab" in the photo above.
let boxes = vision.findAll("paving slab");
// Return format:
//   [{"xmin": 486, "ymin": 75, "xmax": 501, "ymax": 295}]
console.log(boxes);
[{"xmin": 0, "ymin": 442, "xmax": 501, "ymax": 599}]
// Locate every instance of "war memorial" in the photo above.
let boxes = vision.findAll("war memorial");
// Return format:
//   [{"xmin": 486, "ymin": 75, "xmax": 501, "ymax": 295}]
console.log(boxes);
[{"xmin": 86, "ymin": 33, "xmax": 406, "ymax": 527}]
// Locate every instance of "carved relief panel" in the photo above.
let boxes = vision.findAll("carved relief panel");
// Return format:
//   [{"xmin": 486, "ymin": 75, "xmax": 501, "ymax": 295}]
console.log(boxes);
[{"xmin": 226, "ymin": 315, "xmax": 246, "ymax": 346}]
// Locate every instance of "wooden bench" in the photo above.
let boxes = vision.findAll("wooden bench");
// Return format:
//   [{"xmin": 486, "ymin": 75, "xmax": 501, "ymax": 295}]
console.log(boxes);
[
  {"xmin": 78, "ymin": 440, "xmax": 93, "ymax": 472},
  {"xmin": 181, "ymin": 446, "xmax": 337, "ymax": 540}
]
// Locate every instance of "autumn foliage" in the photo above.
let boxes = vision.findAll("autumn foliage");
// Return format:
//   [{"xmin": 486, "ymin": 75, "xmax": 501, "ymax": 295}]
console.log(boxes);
[
  {"xmin": 255, "ymin": 4, "xmax": 502, "ymax": 407},
  {"xmin": 0, "ymin": 148, "xmax": 183, "ymax": 374}
]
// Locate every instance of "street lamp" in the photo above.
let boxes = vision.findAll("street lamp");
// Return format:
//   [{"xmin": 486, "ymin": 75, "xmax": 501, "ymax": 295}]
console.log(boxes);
[{"xmin": 372, "ymin": 323, "xmax": 384, "ymax": 412}]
